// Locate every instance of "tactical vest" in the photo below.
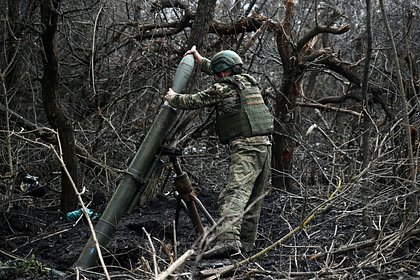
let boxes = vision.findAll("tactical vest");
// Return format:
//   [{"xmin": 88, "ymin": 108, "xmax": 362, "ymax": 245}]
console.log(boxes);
[{"xmin": 216, "ymin": 74, "xmax": 274, "ymax": 144}]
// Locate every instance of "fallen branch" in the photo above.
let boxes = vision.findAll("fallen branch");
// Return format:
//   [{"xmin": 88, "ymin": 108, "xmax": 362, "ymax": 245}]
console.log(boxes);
[{"xmin": 156, "ymin": 249, "xmax": 195, "ymax": 280}]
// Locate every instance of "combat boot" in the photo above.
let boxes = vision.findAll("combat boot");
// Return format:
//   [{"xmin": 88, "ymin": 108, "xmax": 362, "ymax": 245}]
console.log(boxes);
[{"xmin": 202, "ymin": 240, "xmax": 242, "ymax": 259}]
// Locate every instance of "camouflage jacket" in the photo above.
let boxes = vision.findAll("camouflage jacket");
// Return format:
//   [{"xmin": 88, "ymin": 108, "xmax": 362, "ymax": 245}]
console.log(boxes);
[{"xmin": 168, "ymin": 57, "xmax": 272, "ymax": 145}]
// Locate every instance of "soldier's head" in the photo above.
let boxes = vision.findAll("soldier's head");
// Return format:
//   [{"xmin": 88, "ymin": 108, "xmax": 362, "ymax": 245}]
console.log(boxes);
[{"xmin": 211, "ymin": 50, "xmax": 243, "ymax": 78}]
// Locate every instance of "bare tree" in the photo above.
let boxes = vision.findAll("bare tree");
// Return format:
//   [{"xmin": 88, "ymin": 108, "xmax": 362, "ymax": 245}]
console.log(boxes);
[
  {"xmin": 40, "ymin": 0, "xmax": 79, "ymax": 212},
  {"xmin": 272, "ymin": 0, "xmax": 350, "ymax": 191}
]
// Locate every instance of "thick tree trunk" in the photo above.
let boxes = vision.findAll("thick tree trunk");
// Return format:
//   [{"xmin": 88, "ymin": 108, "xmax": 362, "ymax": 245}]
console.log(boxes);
[
  {"xmin": 272, "ymin": 0, "xmax": 300, "ymax": 192},
  {"xmin": 187, "ymin": 0, "xmax": 217, "ymax": 50},
  {"xmin": 40, "ymin": 0, "xmax": 79, "ymax": 212},
  {"xmin": 272, "ymin": 70, "xmax": 301, "ymax": 192}
]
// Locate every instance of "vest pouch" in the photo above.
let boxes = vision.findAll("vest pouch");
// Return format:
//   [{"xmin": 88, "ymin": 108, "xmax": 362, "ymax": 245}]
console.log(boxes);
[
  {"xmin": 216, "ymin": 74, "xmax": 274, "ymax": 144},
  {"xmin": 243, "ymin": 103, "xmax": 274, "ymax": 136},
  {"xmin": 217, "ymin": 110, "xmax": 252, "ymax": 144}
]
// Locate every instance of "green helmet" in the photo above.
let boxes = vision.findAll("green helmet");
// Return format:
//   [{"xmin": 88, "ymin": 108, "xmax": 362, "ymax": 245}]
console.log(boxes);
[{"xmin": 211, "ymin": 50, "xmax": 243, "ymax": 74}]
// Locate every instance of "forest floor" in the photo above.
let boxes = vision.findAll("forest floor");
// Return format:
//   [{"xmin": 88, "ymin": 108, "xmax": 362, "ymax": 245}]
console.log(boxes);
[
  {"xmin": 1, "ymin": 183, "xmax": 419, "ymax": 280},
  {"xmin": 1, "ymin": 142, "xmax": 419, "ymax": 280}
]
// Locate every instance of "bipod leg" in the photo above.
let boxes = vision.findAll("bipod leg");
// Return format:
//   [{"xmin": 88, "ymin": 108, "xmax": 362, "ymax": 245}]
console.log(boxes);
[
  {"xmin": 191, "ymin": 195, "xmax": 216, "ymax": 226},
  {"xmin": 169, "ymin": 155, "xmax": 205, "ymax": 237}
]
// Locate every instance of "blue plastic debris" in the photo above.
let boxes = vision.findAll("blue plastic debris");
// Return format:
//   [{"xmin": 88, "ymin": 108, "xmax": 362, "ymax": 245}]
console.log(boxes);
[{"xmin": 66, "ymin": 208, "xmax": 98, "ymax": 221}]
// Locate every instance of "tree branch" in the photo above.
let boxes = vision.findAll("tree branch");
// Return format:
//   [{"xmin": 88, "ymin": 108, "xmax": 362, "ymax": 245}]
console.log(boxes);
[
  {"xmin": 132, "ymin": 14, "xmax": 267, "ymax": 41},
  {"xmin": 296, "ymin": 25, "xmax": 350, "ymax": 53}
]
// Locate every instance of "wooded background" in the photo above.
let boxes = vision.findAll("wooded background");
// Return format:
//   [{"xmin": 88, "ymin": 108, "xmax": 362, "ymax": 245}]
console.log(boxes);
[{"xmin": 0, "ymin": 0, "xmax": 419, "ymax": 276}]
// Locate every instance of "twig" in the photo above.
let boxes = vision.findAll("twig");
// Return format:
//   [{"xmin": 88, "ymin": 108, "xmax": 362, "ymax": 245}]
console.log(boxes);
[
  {"xmin": 156, "ymin": 249, "xmax": 194, "ymax": 280},
  {"xmin": 173, "ymin": 220, "xmax": 178, "ymax": 259},
  {"xmin": 143, "ymin": 227, "xmax": 159, "ymax": 278},
  {"xmin": 30, "ymin": 228, "xmax": 72, "ymax": 243},
  {"xmin": 240, "ymin": 20, "xmax": 270, "ymax": 55},
  {"xmin": 0, "ymin": 248, "xmax": 25, "ymax": 261},
  {"xmin": 325, "ymin": 223, "xmax": 338, "ymax": 268},
  {"xmin": 152, "ymin": 236, "xmax": 174, "ymax": 264},
  {"xmin": 89, "ymin": 5, "xmax": 102, "ymax": 100}
]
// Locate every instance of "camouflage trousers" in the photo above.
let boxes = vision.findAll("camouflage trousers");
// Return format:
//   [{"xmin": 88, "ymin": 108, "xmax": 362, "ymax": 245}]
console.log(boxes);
[{"xmin": 216, "ymin": 136, "xmax": 272, "ymax": 249}]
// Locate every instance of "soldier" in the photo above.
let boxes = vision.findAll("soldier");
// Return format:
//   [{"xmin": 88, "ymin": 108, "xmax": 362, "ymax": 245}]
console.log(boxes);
[{"xmin": 164, "ymin": 48, "xmax": 273, "ymax": 258}]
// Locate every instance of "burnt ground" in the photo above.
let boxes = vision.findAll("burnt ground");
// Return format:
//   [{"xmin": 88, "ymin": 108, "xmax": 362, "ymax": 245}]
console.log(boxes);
[{"xmin": 0, "ymin": 173, "xmax": 419, "ymax": 279}]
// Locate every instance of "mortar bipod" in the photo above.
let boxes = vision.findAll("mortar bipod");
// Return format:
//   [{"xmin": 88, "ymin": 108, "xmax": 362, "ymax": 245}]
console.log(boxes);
[{"xmin": 161, "ymin": 147, "xmax": 216, "ymax": 237}]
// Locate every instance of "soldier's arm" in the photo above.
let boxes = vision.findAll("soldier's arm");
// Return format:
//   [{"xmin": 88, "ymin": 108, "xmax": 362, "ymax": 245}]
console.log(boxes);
[
  {"xmin": 200, "ymin": 58, "xmax": 213, "ymax": 75},
  {"xmin": 167, "ymin": 83, "xmax": 227, "ymax": 109}
]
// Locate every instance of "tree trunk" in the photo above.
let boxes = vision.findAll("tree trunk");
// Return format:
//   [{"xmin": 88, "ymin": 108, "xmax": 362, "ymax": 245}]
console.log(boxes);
[
  {"xmin": 272, "ymin": 0, "xmax": 300, "ymax": 192},
  {"xmin": 187, "ymin": 0, "xmax": 217, "ymax": 51},
  {"xmin": 40, "ymin": 0, "xmax": 79, "ymax": 212}
]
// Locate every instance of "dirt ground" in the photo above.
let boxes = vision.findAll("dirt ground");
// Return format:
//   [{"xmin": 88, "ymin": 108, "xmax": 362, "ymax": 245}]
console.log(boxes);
[{"xmin": 0, "ymin": 178, "xmax": 419, "ymax": 279}]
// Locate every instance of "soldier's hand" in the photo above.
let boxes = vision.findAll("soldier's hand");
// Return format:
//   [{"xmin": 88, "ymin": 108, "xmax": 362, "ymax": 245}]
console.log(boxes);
[
  {"xmin": 185, "ymin": 47, "xmax": 203, "ymax": 64},
  {"xmin": 163, "ymin": 88, "xmax": 176, "ymax": 102}
]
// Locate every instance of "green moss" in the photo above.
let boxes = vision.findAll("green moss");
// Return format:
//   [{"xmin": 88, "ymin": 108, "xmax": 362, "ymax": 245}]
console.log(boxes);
[{"xmin": 0, "ymin": 255, "xmax": 51, "ymax": 279}]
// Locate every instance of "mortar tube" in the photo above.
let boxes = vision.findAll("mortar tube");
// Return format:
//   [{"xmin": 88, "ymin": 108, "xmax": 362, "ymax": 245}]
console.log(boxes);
[
  {"xmin": 127, "ymin": 153, "xmax": 162, "ymax": 214},
  {"xmin": 73, "ymin": 105, "xmax": 177, "ymax": 269},
  {"xmin": 74, "ymin": 49, "xmax": 195, "ymax": 270}
]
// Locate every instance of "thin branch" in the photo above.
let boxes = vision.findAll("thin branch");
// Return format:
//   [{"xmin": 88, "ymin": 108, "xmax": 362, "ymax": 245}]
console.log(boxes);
[
  {"xmin": 89, "ymin": 5, "xmax": 103, "ymax": 100},
  {"xmin": 50, "ymin": 140, "xmax": 110, "ymax": 279},
  {"xmin": 297, "ymin": 101, "xmax": 361, "ymax": 117}
]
